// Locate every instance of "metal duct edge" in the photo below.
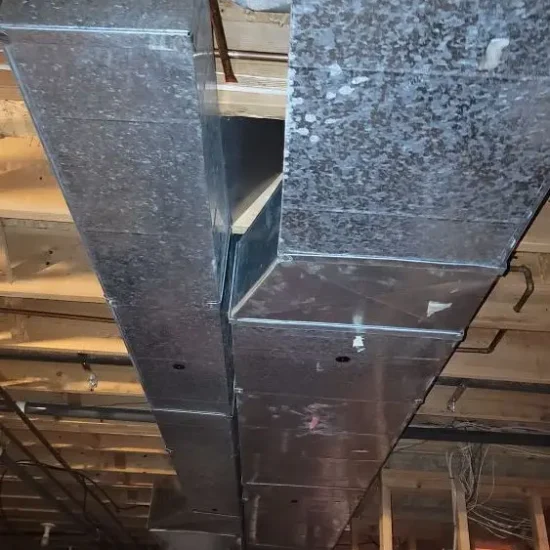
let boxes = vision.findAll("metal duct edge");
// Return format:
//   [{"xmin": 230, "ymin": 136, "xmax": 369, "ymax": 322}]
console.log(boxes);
[{"xmin": 229, "ymin": 191, "xmax": 501, "ymax": 334}]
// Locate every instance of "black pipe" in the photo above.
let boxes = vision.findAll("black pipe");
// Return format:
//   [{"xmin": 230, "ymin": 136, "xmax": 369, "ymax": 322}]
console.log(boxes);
[
  {"xmin": 405, "ymin": 426, "xmax": 550, "ymax": 447},
  {"xmin": 438, "ymin": 376, "xmax": 550, "ymax": 395},
  {"xmin": 1, "ymin": 401, "xmax": 155, "ymax": 423},
  {"xmin": 0, "ymin": 348, "xmax": 132, "ymax": 366},
  {"xmin": 0, "ymin": 306, "xmax": 115, "ymax": 323}
]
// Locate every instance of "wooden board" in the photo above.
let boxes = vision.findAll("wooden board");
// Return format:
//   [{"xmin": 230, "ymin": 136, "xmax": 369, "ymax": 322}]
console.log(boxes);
[
  {"xmin": 232, "ymin": 173, "xmax": 282, "ymax": 234},
  {"xmin": 0, "ymin": 219, "xmax": 104, "ymax": 302},
  {"xmin": 217, "ymin": 57, "xmax": 287, "ymax": 119},
  {"xmin": 10, "ymin": 429, "xmax": 167, "ymax": 455},
  {"xmin": 0, "ymin": 359, "xmax": 141, "ymax": 397},
  {"xmin": 0, "ymin": 413, "xmax": 161, "ymax": 437},
  {"xmin": 0, "ymin": 137, "xmax": 71, "ymax": 222},
  {"xmin": 26, "ymin": 447, "xmax": 175, "ymax": 475},
  {"xmin": 417, "ymin": 386, "xmax": 550, "ymax": 428},
  {"xmin": 445, "ymin": 329, "xmax": 550, "ymax": 384},
  {"xmin": 473, "ymin": 252, "xmax": 550, "ymax": 332},
  {"xmin": 519, "ymin": 202, "xmax": 550, "ymax": 254}
]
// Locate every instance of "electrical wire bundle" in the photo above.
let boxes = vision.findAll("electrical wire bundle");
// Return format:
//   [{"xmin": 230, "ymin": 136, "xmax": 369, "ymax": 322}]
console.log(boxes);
[{"xmin": 446, "ymin": 443, "xmax": 532, "ymax": 542}]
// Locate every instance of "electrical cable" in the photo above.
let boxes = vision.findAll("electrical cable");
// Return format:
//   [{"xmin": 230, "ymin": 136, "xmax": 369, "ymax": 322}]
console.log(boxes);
[
  {"xmin": 446, "ymin": 442, "xmax": 533, "ymax": 543},
  {"xmin": 15, "ymin": 460, "xmax": 144, "ymax": 511}
]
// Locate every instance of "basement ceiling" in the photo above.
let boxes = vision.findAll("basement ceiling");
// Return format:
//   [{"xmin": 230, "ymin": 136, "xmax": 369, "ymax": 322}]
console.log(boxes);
[{"xmin": 0, "ymin": 0, "xmax": 549, "ymax": 549}]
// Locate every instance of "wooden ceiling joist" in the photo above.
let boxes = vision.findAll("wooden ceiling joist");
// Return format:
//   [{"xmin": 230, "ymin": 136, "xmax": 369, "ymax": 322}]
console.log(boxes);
[
  {"xmin": 0, "ymin": 413, "xmax": 161, "ymax": 437},
  {"xmin": 0, "ymin": 359, "xmax": 141, "ymax": 396},
  {"xmin": 418, "ymin": 385, "xmax": 550, "ymax": 429},
  {"xmin": 9, "ymin": 448, "xmax": 174, "ymax": 476},
  {"xmin": 7, "ymin": 429, "xmax": 167, "ymax": 455}
]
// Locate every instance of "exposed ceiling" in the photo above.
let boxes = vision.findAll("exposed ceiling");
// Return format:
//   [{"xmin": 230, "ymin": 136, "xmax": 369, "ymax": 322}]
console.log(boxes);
[{"xmin": 0, "ymin": 1, "xmax": 549, "ymax": 549}]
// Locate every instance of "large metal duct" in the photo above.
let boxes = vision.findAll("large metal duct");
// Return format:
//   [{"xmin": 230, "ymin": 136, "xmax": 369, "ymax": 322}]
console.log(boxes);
[
  {"xmin": 0, "ymin": 1, "xmax": 241, "ymax": 547},
  {"xmin": 229, "ymin": 0, "xmax": 550, "ymax": 548}
]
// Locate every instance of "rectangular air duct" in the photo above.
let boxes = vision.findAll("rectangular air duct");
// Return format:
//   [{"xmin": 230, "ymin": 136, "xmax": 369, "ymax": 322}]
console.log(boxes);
[
  {"xmin": 229, "ymin": 0, "xmax": 550, "ymax": 548},
  {"xmin": 4, "ymin": 0, "xmax": 550, "ymax": 548},
  {"xmin": 1, "ymin": 0, "xmax": 241, "ymax": 543}
]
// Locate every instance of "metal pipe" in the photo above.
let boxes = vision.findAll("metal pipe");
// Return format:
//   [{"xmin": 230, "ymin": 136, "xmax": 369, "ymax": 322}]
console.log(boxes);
[
  {"xmin": 438, "ymin": 377, "xmax": 550, "ymax": 395},
  {"xmin": 218, "ymin": 49, "xmax": 288, "ymax": 62},
  {"xmin": 0, "ymin": 401, "xmax": 155, "ymax": 423},
  {"xmin": 457, "ymin": 329, "xmax": 506, "ymax": 354},
  {"xmin": 0, "ymin": 386, "xmax": 139, "ymax": 546},
  {"xmin": 0, "ymin": 348, "xmax": 132, "ymax": 366},
  {"xmin": 0, "ymin": 306, "xmax": 115, "ymax": 323},
  {"xmin": 210, "ymin": 0, "xmax": 237, "ymax": 82}
]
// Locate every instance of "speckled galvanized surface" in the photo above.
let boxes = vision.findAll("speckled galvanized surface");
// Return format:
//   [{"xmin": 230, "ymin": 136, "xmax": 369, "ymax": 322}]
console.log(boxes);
[
  {"xmin": 0, "ymin": 0, "xmax": 201, "ymax": 33},
  {"xmin": 1, "ymin": 0, "xmax": 238, "ymax": 525},
  {"xmin": 281, "ymin": 67, "xmax": 550, "ymax": 263},
  {"xmin": 232, "ymin": 325, "xmax": 456, "ymax": 401},
  {"xmin": 242, "ymin": 484, "xmax": 364, "ymax": 549},
  {"xmin": 232, "ymin": 251, "xmax": 498, "ymax": 332},
  {"xmin": 230, "ymin": 0, "xmax": 550, "ymax": 547}
]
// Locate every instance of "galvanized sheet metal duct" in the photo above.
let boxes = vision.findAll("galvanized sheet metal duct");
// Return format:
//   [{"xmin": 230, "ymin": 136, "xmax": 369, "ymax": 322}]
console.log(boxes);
[
  {"xmin": 229, "ymin": 0, "xmax": 550, "ymax": 548},
  {"xmin": 0, "ymin": 1, "xmax": 240, "ymax": 546}
]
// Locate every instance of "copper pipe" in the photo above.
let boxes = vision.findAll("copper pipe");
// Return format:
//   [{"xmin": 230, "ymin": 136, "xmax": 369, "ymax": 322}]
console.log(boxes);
[
  {"xmin": 217, "ymin": 49, "xmax": 288, "ymax": 63},
  {"xmin": 209, "ymin": 0, "xmax": 238, "ymax": 83}
]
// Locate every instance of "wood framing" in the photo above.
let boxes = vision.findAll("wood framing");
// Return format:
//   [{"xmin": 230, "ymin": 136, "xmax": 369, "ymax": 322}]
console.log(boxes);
[
  {"xmin": 450, "ymin": 479, "xmax": 470, "ymax": 550},
  {"xmin": 530, "ymin": 494, "xmax": 550, "ymax": 550},
  {"xmin": 379, "ymin": 483, "xmax": 393, "ymax": 550}
]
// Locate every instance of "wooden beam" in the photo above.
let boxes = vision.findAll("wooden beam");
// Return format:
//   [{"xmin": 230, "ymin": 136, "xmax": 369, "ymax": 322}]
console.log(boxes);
[
  {"xmin": 27, "ymin": 447, "xmax": 175, "ymax": 475},
  {"xmin": 473, "ymin": 252, "xmax": 550, "ymax": 332},
  {"xmin": 351, "ymin": 517, "xmax": 360, "ymax": 550},
  {"xmin": 217, "ymin": 58, "xmax": 287, "ymax": 119},
  {"xmin": 0, "ymin": 513, "xmax": 149, "ymax": 529},
  {"xmin": 2, "ymin": 469, "xmax": 159, "ymax": 489},
  {"xmin": 451, "ymin": 479, "xmax": 470, "ymax": 550},
  {"xmin": 383, "ymin": 470, "xmax": 550, "ymax": 500},
  {"xmin": 0, "ymin": 359, "xmax": 139, "ymax": 396},
  {"xmin": 379, "ymin": 483, "xmax": 393, "ymax": 550},
  {"xmin": 0, "ymin": 297, "xmax": 124, "ymax": 354},
  {"xmin": 0, "ymin": 219, "xmax": 12, "ymax": 282},
  {"xmin": 519, "ymin": 203, "xmax": 550, "ymax": 254},
  {"xmin": 417, "ymin": 386, "xmax": 550, "ymax": 429},
  {"xmin": 10, "ymin": 428, "xmax": 166, "ymax": 455},
  {"xmin": 446, "ymin": 329, "xmax": 550, "ymax": 385},
  {"xmin": 0, "ymin": 219, "xmax": 103, "ymax": 302},
  {"xmin": 0, "ymin": 413, "xmax": 161, "ymax": 437},
  {"xmin": 232, "ymin": 173, "xmax": 282, "ymax": 234},
  {"xmin": 0, "ymin": 478, "xmax": 152, "ymax": 505},
  {"xmin": 218, "ymin": 0, "xmax": 289, "ymax": 54},
  {"xmin": 0, "ymin": 165, "xmax": 71, "ymax": 222},
  {"xmin": 0, "ymin": 100, "xmax": 34, "ymax": 137},
  {"xmin": 529, "ymin": 494, "xmax": 550, "ymax": 550}
]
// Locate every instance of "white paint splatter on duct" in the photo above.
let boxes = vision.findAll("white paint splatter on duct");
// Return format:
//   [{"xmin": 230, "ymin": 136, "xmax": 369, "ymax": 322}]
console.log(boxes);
[
  {"xmin": 326, "ymin": 91, "xmax": 337, "ymax": 100},
  {"xmin": 329, "ymin": 62, "xmax": 343, "ymax": 77},
  {"xmin": 351, "ymin": 75, "xmax": 369, "ymax": 85},
  {"xmin": 294, "ymin": 97, "xmax": 304, "ymax": 105},
  {"xmin": 338, "ymin": 85, "xmax": 354, "ymax": 95},
  {"xmin": 297, "ymin": 127, "xmax": 310, "ymax": 136},
  {"xmin": 325, "ymin": 118, "xmax": 337, "ymax": 125},
  {"xmin": 352, "ymin": 335, "xmax": 365, "ymax": 353},
  {"xmin": 305, "ymin": 113, "xmax": 317, "ymax": 122},
  {"xmin": 426, "ymin": 301, "xmax": 452, "ymax": 317},
  {"xmin": 479, "ymin": 38, "xmax": 510, "ymax": 70},
  {"xmin": 309, "ymin": 135, "xmax": 320, "ymax": 144}
]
